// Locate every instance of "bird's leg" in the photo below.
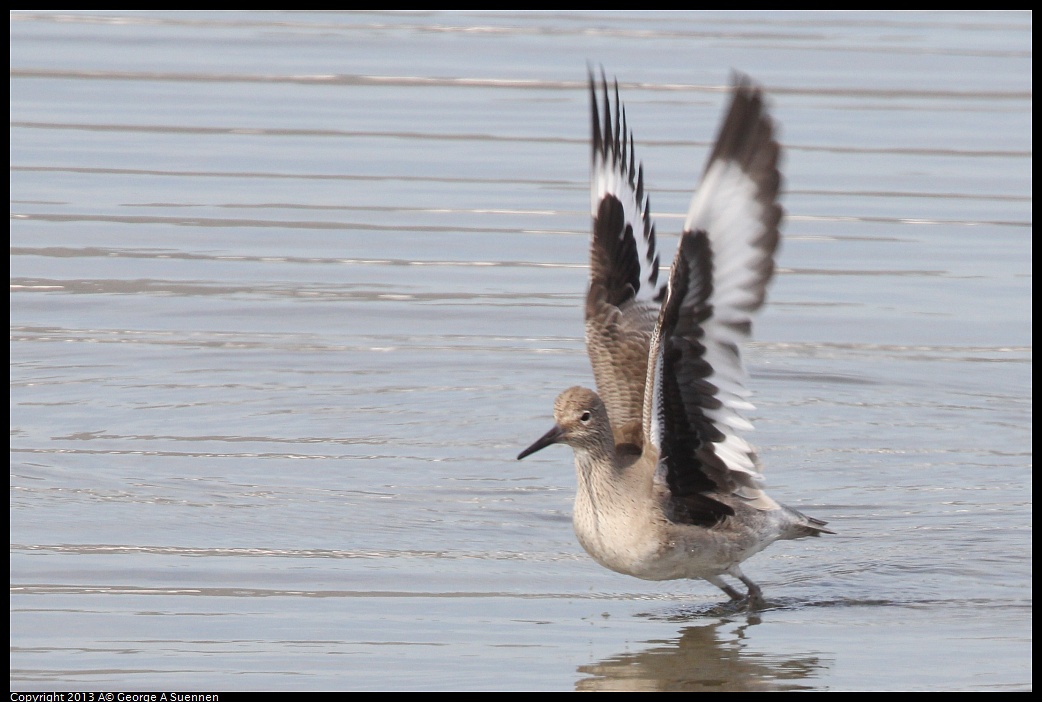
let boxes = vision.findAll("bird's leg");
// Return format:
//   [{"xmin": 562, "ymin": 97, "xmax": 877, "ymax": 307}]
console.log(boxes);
[
  {"xmin": 705, "ymin": 575, "xmax": 744, "ymax": 602},
  {"xmin": 736, "ymin": 572, "xmax": 765, "ymax": 610}
]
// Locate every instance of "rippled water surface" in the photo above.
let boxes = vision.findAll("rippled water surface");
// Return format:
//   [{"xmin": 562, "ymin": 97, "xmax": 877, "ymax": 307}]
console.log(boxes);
[{"xmin": 11, "ymin": 10, "xmax": 1031, "ymax": 691}]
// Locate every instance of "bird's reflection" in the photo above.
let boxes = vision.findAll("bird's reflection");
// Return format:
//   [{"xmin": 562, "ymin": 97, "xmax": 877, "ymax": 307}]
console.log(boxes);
[{"xmin": 576, "ymin": 611, "xmax": 829, "ymax": 691}]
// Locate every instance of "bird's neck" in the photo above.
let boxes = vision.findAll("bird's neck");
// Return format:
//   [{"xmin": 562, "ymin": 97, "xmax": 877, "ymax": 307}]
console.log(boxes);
[{"xmin": 572, "ymin": 440, "xmax": 653, "ymax": 507}]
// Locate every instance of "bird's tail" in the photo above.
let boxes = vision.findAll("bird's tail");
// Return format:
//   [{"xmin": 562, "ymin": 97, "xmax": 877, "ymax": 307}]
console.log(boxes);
[{"xmin": 784, "ymin": 506, "xmax": 835, "ymax": 538}]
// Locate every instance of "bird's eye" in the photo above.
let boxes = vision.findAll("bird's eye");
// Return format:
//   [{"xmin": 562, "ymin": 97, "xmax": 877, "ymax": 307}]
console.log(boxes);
[{"xmin": 580, "ymin": 411, "xmax": 592, "ymax": 423}]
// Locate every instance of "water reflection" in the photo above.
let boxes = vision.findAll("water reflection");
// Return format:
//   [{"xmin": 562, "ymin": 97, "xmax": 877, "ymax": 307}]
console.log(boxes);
[{"xmin": 576, "ymin": 616, "xmax": 827, "ymax": 691}]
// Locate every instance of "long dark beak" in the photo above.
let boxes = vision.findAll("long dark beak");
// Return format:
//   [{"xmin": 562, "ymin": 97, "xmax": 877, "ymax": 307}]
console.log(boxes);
[{"xmin": 517, "ymin": 424, "xmax": 566, "ymax": 460}]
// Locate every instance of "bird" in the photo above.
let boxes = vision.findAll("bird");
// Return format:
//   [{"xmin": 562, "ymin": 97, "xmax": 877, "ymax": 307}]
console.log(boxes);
[{"xmin": 517, "ymin": 72, "xmax": 832, "ymax": 608}]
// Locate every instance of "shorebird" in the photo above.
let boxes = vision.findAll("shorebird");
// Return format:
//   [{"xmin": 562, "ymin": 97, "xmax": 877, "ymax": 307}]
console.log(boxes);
[{"xmin": 518, "ymin": 73, "xmax": 831, "ymax": 608}]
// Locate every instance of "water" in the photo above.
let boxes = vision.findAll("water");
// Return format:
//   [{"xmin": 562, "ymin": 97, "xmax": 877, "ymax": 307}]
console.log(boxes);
[{"xmin": 10, "ymin": 10, "xmax": 1031, "ymax": 691}]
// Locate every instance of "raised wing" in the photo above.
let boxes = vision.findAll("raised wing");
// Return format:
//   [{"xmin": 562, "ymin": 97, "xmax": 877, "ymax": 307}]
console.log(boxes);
[
  {"xmin": 585, "ymin": 73, "xmax": 666, "ymax": 451},
  {"xmin": 647, "ymin": 75, "xmax": 783, "ymax": 527}
]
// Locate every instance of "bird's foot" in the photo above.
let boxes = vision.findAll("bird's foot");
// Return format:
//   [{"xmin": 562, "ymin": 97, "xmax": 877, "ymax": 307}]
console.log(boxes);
[{"xmin": 740, "ymin": 576, "xmax": 766, "ymax": 610}]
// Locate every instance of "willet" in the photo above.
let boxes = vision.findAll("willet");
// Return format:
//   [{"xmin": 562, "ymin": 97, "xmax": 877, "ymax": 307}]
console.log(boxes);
[{"xmin": 518, "ymin": 72, "xmax": 832, "ymax": 608}]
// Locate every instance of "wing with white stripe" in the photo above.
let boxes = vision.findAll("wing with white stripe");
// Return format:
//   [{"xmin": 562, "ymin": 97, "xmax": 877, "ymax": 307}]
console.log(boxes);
[
  {"xmin": 647, "ymin": 75, "xmax": 782, "ymax": 526},
  {"xmin": 585, "ymin": 72, "xmax": 666, "ymax": 450}
]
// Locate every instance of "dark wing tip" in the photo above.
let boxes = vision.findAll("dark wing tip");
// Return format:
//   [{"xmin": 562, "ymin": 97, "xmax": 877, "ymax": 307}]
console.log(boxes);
[
  {"xmin": 589, "ymin": 69, "xmax": 602, "ymax": 164},
  {"xmin": 705, "ymin": 73, "xmax": 780, "ymax": 176}
]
